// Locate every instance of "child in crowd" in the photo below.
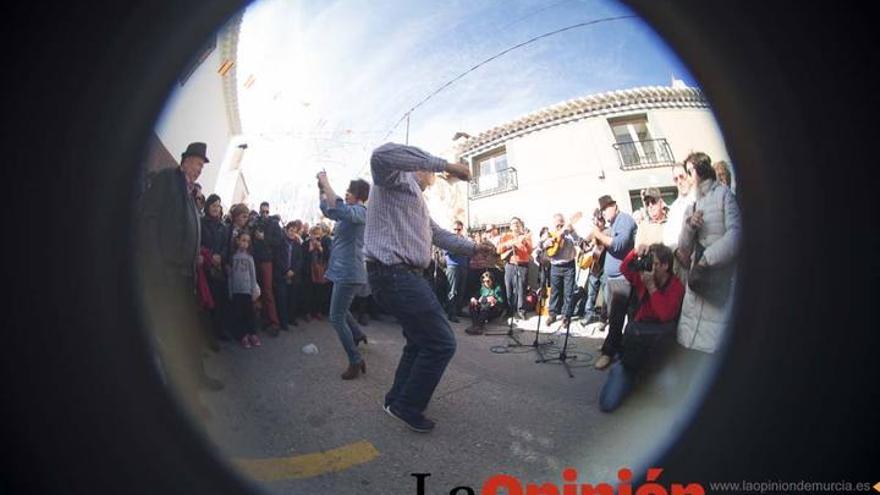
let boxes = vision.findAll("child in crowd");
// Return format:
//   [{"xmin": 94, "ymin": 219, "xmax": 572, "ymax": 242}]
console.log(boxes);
[
  {"xmin": 465, "ymin": 271, "xmax": 505, "ymax": 335},
  {"xmin": 228, "ymin": 232, "xmax": 262, "ymax": 349}
]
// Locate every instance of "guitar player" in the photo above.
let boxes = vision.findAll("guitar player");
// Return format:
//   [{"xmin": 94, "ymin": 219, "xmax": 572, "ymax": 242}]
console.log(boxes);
[
  {"xmin": 540, "ymin": 212, "xmax": 582, "ymax": 326},
  {"xmin": 497, "ymin": 217, "xmax": 533, "ymax": 320}
]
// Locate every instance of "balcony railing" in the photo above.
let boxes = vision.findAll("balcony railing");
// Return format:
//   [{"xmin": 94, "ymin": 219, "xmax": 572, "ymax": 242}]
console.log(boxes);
[
  {"xmin": 613, "ymin": 138, "xmax": 675, "ymax": 170},
  {"xmin": 469, "ymin": 167, "xmax": 518, "ymax": 199}
]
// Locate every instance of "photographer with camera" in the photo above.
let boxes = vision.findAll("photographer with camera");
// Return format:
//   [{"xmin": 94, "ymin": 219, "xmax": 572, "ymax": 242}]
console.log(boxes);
[{"xmin": 598, "ymin": 242, "xmax": 685, "ymax": 412}]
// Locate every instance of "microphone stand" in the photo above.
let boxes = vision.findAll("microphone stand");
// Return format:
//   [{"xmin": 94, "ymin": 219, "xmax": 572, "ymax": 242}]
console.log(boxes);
[
  {"xmin": 536, "ymin": 316, "xmax": 577, "ymax": 378},
  {"xmin": 536, "ymin": 258, "xmax": 577, "ymax": 378},
  {"xmin": 527, "ymin": 284, "xmax": 554, "ymax": 360}
]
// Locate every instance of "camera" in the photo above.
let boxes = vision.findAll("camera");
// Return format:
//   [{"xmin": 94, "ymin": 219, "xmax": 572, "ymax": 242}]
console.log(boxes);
[{"xmin": 628, "ymin": 253, "xmax": 654, "ymax": 272}]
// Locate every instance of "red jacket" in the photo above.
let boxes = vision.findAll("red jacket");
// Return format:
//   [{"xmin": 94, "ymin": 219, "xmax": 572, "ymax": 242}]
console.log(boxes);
[{"xmin": 620, "ymin": 250, "xmax": 684, "ymax": 323}]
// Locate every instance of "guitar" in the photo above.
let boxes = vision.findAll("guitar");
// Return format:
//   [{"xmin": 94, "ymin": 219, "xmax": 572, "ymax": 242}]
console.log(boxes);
[
  {"xmin": 498, "ymin": 230, "xmax": 531, "ymax": 262},
  {"xmin": 544, "ymin": 211, "xmax": 583, "ymax": 257}
]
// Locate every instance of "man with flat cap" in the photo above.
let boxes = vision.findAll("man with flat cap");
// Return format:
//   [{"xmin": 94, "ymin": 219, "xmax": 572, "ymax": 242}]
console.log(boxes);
[
  {"xmin": 634, "ymin": 187, "xmax": 669, "ymax": 248},
  {"xmin": 591, "ymin": 194, "xmax": 637, "ymax": 370},
  {"xmin": 138, "ymin": 142, "xmax": 223, "ymax": 418}
]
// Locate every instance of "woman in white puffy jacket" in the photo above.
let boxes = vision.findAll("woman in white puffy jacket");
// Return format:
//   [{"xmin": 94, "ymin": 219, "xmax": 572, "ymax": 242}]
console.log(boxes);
[{"xmin": 676, "ymin": 152, "xmax": 742, "ymax": 354}]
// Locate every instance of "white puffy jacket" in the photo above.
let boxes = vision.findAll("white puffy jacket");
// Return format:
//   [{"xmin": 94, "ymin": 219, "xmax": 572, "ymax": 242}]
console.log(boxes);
[{"xmin": 677, "ymin": 179, "xmax": 741, "ymax": 353}]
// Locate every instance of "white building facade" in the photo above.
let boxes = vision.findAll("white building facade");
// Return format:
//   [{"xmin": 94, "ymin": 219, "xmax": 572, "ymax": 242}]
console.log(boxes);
[
  {"xmin": 453, "ymin": 85, "xmax": 730, "ymax": 235},
  {"xmin": 150, "ymin": 13, "xmax": 249, "ymax": 206}
]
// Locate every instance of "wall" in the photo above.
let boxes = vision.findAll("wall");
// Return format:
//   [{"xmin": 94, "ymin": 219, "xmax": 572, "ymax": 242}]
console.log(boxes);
[
  {"xmin": 466, "ymin": 106, "xmax": 729, "ymax": 237},
  {"xmin": 154, "ymin": 38, "xmax": 233, "ymax": 196}
]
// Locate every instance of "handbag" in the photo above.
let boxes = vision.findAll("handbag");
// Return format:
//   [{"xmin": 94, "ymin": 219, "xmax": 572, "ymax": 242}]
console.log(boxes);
[
  {"xmin": 685, "ymin": 186, "xmax": 736, "ymax": 306},
  {"xmin": 688, "ymin": 241, "xmax": 735, "ymax": 306}
]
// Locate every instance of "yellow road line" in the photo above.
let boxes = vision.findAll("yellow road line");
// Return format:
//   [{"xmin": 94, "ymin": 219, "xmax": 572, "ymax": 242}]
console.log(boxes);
[{"xmin": 234, "ymin": 440, "xmax": 380, "ymax": 482}]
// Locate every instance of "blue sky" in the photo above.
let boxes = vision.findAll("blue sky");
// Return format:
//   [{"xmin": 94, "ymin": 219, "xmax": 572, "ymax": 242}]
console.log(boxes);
[{"xmin": 235, "ymin": 0, "xmax": 698, "ymax": 220}]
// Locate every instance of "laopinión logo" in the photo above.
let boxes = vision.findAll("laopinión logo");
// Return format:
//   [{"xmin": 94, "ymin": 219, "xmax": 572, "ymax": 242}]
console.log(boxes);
[{"xmin": 412, "ymin": 467, "xmax": 705, "ymax": 495}]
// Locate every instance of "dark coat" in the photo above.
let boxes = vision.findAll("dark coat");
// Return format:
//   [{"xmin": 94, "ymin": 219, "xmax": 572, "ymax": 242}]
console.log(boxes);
[
  {"xmin": 200, "ymin": 216, "xmax": 229, "ymax": 261},
  {"xmin": 138, "ymin": 167, "xmax": 200, "ymax": 278},
  {"xmin": 252, "ymin": 215, "xmax": 284, "ymax": 263},
  {"xmin": 274, "ymin": 236, "xmax": 305, "ymax": 281}
]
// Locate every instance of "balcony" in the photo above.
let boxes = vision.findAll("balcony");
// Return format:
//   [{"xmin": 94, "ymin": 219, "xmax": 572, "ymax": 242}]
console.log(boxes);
[
  {"xmin": 469, "ymin": 167, "xmax": 518, "ymax": 199},
  {"xmin": 613, "ymin": 138, "xmax": 675, "ymax": 170}
]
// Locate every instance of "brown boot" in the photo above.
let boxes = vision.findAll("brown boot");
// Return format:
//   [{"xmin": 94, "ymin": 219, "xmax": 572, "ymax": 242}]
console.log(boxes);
[{"xmin": 341, "ymin": 360, "xmax": 366, "ymax": 380}]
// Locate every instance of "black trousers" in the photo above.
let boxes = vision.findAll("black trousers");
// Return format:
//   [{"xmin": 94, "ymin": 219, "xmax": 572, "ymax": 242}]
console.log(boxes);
[
  {"xmin": 274, "ymin": 279, "xmax": 289, "ymax": 328},
  {"xmin": 287, "ymin": 280, "xmax": 304, "ymax": 321},
  {"xmin": 549, "ymin": 261, "xmax": 576, "ymax": 318},
  {"xmin": 230, "ymin": 293, "xmax": 255, "ymax": 340},
  {"xmin": 148, "ymin": 272, "xmax": 206, "ymax": 405},
  {"xmin": 207, "ymin": 275, "xmax": 229, "ymax": 339},
  {"xmin": 469, "ymin": 303, "xmax": 503, "ymax": 326},
  {"xmin": 600, "ymin": 275, "xmax": 632, "ymax": 357},
  {"xmin": 621, "ymin": 320, "xmax": 678, "ymax": 374},
  {"xmin": 504, "ymin": 263, "xmax": 529, "ymax": 313}
]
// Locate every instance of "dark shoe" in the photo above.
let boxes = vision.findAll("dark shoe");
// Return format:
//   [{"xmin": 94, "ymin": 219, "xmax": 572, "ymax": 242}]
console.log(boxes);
[
  {"xmin": 302, "ymin": 314, "xmax": 311, "ymax": 322},
  {"xmin": 341, "ymin": 360, "xmax": 366, "ymax": 380},
  {"xmin": 562, "ymin": 317, "xmax": 571, "ymax": 328},
  {"xmin": 449, "ymin": 315, "xmax": 460, "ymax": 323},
  {"xmin": 357, "ymin": 313, "xmax": 369, "ymax": 326},
  {"xmin": 546, "ymin": 314, "xmax": 557, "ymax": 324},
  {"xmin": 384, "ymin": 404, "xmax": 435, "ymax": 433},
  {"xmin": 267, "ymin": 325, "xmax": 280, "ymax": 337},
  {"xmin": 290, "ymin": 319, "xmax": 299, "ymax": 327},
  {"xmin": 199, "ymin": 374, "xmax": 225, "ymax": 391},
  {"xmin": 280, "ymin": 324, "xmax": 290, "ymax": 331},
  {"xmin": 354, "ymin": 335, "xmax": 368, "ymax": 346},
  {"xmin": 465, "ymin": 324, "xmax": 485, "ymax": 335}
]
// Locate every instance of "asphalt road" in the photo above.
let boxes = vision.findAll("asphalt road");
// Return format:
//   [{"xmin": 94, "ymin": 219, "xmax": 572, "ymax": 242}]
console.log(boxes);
[{"xmin": 198, "ymin": 314, "xmax": 694, "ymax": 495}]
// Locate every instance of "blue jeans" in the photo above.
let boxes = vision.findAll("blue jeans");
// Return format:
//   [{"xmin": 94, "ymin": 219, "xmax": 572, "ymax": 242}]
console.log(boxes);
[
  {"xmin": 599, "ymin": 361, "xmax": 633, "ymax": 412},
  {"xmin": 329, "ymin": 282, "xmax": 366, "ymax": 365},
  {"xmin": 445, "ymin": 264, "xmax": 467, "ymax": 316},
  {"xmin": 584, "ymin": 271, "xmax": 604, "ymax": 319},
  {"xmin": 368, "ymin": 264, "xmax": 457, "ymax": 417}
]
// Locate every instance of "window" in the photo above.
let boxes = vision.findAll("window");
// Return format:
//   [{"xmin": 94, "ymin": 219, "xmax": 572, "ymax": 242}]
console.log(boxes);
[
  {"xmin": 609, "ymin": 115, "xmax": 675, "ymax": 170},
  {"xmin": 475, "ymin": 150, "xmax": 508, "ymax": 191},
  {"xmin": 469, "ymin": 147, "xmax": 517, "ymax": 199}
]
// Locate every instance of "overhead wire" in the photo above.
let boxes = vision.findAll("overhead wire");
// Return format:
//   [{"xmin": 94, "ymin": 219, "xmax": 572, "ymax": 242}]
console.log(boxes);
[{"xmin": 378, "ymin": 14, "xmax": 638, "ymax": 144}]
